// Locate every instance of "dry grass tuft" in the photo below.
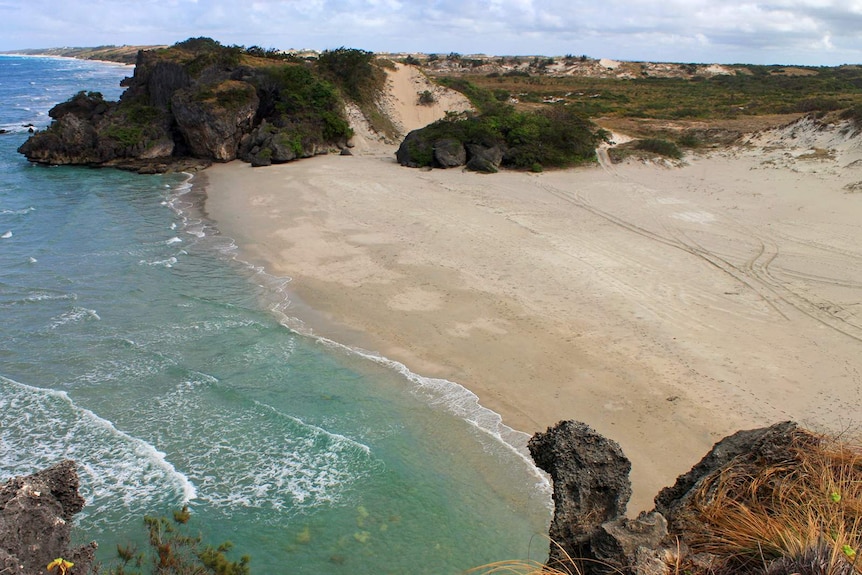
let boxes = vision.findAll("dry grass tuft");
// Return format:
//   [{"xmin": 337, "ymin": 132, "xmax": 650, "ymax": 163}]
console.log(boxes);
[
  {"xmin": 473, "ymin": 430, "xmax": 861, "ymax": 575},
  {"xmin": 688, "ymin": 432, "xmax": 862, "ymax": 575}
]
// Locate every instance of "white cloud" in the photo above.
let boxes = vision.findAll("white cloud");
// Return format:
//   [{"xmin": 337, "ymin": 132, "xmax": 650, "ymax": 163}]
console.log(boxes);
[{"xmin": 2, "ymin": 0, "xmax": 862, "ymax": 64}]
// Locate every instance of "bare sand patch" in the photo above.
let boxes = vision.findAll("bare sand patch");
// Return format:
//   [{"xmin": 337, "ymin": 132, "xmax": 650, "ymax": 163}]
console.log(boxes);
[{"xmin": 203, "ymin": 132, "xmax": 862, "ymax": 512}]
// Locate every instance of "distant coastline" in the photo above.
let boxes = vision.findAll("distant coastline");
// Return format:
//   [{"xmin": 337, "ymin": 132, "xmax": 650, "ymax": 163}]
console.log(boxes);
[{"xmin": 0, "ymin": 45, "xmax": 162, "ymax": 65}]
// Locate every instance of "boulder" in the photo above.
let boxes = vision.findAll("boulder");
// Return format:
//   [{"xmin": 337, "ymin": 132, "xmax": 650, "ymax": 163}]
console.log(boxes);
[
  {"xmin": 528, "ymin": 421, "xmax": 632, "ymax": 572},
  {"xmin": 395, "ymin": 129, "xmax": 433, "ymax": 168},
  {"xmin": 0, "ymin": 461, "xmax": 96, "ymax": 575},
  {"xmin": 433, "ymin": 138, "xmax": 466, "ymax": 167},
  {"xmin": 466, "ymin": 143, "xmax": 504, "ymax": 173},
  {"xmin": 591, "ymin": 512, "xmax": 668, "ymax": 574}
]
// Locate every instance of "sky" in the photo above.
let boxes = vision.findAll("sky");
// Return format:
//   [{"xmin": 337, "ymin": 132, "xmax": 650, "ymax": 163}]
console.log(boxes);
[{"xmin": 2, "ymin": 0, "xmax": 862, "ymax": 66}]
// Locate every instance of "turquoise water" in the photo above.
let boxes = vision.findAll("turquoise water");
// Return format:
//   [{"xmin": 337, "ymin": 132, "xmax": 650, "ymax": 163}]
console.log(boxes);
[{"xmin": 0, "ymin": 55, "xmax": 550, "ymax": 573}]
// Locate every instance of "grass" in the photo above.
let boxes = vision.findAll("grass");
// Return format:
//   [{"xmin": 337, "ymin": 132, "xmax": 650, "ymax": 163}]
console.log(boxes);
[
  {"xmin": 686, "ymin": 431, "xmax": 862, "ymax": 575},
  {"xmin": 435, "ymin": 68, "xmax": 862, "ymax": 122}
]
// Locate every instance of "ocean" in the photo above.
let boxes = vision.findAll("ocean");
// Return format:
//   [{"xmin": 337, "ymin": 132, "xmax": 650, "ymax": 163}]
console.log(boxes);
[{"xmin": 0, "ymin": 55, "xmax": 550, "ymax": 573}]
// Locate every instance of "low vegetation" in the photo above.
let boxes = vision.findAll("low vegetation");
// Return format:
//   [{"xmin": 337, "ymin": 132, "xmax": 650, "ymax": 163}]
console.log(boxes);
[
  {"xmin": 608, "ymin": 138, "xmax": 683, "ymax": 163},
  {"xmin": 402, "ymin": 103, "xmax": 607, "ymax": 170},
  {"xmin": 254, "ymin": 64, "xmax": 353, "ymax": 148},
  {"xmin": 434, "ymin": 65, "xmax": 862, "ymax": 122},
  {"xmin": 105, "ymin": 507, "xmax": 250, "ymax": 575}
]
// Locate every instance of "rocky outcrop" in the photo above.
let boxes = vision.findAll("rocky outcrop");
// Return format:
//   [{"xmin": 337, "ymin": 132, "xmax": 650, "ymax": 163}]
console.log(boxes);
[
  {"xmin": 18, "ymin": 38, "xmax": 356, "ymax": 172},
  {"xmin": 171, "ymin": 81, "xmax": 258, "ymax": 161},
  {"xmin": 396, "ymin": 129, "xmax": 504, "ymax": 172},
  {"xmin": 395, "ymin": 130, "xmax": 507, "ymax": 172},
  {"xmin": 17, "ymin": 91, "xmax": 112, "ymax": 165},
  {"xmin": 530, "ymin": 421, "xmax": 819, "ymax": 575},
  {"xmin": 529, "ymin": 421, "xmax": 632, "ymax": 572},
  {"xmin": 653, "ymin": 421, "xmax": 811, "ymax": 541},
  {"xmin": 0, "ymin": 461, "xmax": 96, "ymax": 575}
]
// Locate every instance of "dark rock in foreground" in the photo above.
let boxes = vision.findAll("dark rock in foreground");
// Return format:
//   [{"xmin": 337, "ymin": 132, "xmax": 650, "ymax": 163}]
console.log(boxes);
[
  {"xmin": 0, "ymin": 461, "xmax": 96, "ymax": 575},
  {"xmin": 529, "ymin": 421, "xmax": 632, "ymax": 570},
  {"xmin": 530, "ymin": 420, "xmax": 812, "ymax": 575}
]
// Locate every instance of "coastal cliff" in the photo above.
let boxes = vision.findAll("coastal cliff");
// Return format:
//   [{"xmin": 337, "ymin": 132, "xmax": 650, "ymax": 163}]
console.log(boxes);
[{"xmin": 17, "ymin": 38, "xmax": 380, "ymax": 172}]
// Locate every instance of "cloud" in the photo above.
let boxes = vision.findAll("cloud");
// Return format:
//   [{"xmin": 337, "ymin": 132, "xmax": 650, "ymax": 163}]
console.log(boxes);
[{"xmin": 2, "ymin": 0, "xmax": 862, "ymax": 65}]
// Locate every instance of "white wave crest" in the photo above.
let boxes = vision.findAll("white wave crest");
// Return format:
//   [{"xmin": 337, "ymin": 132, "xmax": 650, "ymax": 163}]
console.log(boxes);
[
  {"xmin": 0, "ymin": 376, "xmax": 197, "ymax": 526},
  {"xmin": 48, "ymin": 307, "xmax": 100, "ymax": 329}
]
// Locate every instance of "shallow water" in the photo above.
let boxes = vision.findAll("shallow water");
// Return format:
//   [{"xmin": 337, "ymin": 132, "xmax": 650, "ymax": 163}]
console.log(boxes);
[{"xmin": 0, "ymin": 55, "xmax": 550, "ymax": 573}]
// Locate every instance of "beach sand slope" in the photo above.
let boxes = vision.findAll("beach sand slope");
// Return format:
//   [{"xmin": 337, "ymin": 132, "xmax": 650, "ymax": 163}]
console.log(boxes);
[{"xmin": 205, "ymin": 82, "xmax": 862, "ymax": 511}]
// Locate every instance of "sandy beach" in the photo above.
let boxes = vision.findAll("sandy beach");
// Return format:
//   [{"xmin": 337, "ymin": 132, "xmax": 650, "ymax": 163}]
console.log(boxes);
[
  {"xmin": 200, "ymin": 61, "xmax": 862, "ymax": 510},
  {"xmin": 202, "ymin": 117, "xmax": 862, "ymax": 512}
]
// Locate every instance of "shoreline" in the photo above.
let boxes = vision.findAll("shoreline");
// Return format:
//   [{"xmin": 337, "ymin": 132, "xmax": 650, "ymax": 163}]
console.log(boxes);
[
  {"xmin": 0, "ymin": 52, "xmax": 135, "ymax": 68},
  {"xmin": 202, "ymin": 141, "xmax": 862, "ymax": 513}
]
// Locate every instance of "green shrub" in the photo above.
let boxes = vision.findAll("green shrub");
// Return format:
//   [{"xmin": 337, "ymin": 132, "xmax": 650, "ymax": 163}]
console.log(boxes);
[
  {"xmin": 315, "ymin": 47, "xmax": 384, "ymax": 106},
  {"xmin": 841, "ymin": 104, "xmax": 862, "ymax": 128},
  {"xmin": 677, "ymin": 132, "xmax": 701, "ymax": 148},
  {"xmin": 418, "ymin": 90, "xmax": 436, "ymax": 105},
  {"xmin": 634, "ymin": 138, "xmax": 683, "ymax": 159},
  {"xmin": 436, "ymin": 77, "xmax": 502, "ymax": 113},
  {"xmin": 106, "ymin": 507, "xmax": 250, "ymax": 575},
  {"xmin": 255, "ymin": 64, "xmax": 351, "ymax": 141},
  {"xmin": 104, "ymin": 124, "xmax": 144, "ymax": 147},
  {"xmin": 215, "ymin": 86, "xmax": 255, "ymax": 110}
]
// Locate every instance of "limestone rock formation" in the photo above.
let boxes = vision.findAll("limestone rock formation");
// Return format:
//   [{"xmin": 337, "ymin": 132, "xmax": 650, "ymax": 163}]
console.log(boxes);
[
  {"xmin": 0, "ymin": 461, "xmax": 96, "ymax": 575},
  {"xmin": 653, "ymin": 421, "xmax": 809, "ymax": 539},
  {"xmin": 433, "ymin": 138, "xmax": 467, "ymax": 167},
  {"xmin": 18, "ymin": 38, "xmax": 357, "ymax": 173},
  {"xmin": 171, "ymin": 81, "xmax": 259, "ymax": 161},
  {"xmin": 528, "ymin": 420, "xmax": 632, "ymax": 571},
  {"xmin": 529, "ymin": 421, "xmax": 819, "ymax": 575}
]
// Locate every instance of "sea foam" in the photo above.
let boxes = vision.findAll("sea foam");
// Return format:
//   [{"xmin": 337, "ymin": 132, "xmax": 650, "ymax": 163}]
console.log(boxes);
[{"xmin": 0, "ymin": 376, "xmax": 197, "ymax": 526}]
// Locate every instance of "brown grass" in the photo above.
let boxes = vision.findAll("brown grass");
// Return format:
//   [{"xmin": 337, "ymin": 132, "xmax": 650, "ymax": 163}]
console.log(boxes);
[
  {"xmin": 472, "ymin": 431, "xmax": 862, "ymax": 575},
  {"xmin": 688, "ymin": 432, "xmax": 862, "ymax": 575}
]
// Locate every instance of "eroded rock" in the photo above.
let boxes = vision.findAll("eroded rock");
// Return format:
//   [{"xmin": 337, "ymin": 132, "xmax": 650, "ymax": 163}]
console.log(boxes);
[
  {"xmin": 528, "ymin": 420, "xmax": 632, "ymax": 571},
  {"xmin": 0, "ymin": 461, "xmax": 96, "ymax": 575}
]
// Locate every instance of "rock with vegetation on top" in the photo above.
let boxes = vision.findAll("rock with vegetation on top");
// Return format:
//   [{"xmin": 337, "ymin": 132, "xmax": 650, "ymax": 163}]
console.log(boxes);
[
  {"xmin": 18, "ymin": 37, "xmax": 365, "ymax": 172},
  {"xmin": 529, "ymin": 420, "xmax": 845, "ymax": 575},
  {"xmin": 396, "ymin": 104, "xmax": 603, "ymax": 172},
  {"xmin": 0, "ymin": 460, "xmax": 96, "ymax": 575},
  {"xmin": 171, "ymin": 81, "xmax": 259, "ymax": 161},
  {"xmin": 653, "ymin": 421, "xmax": 809, "ymax": 535}
]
